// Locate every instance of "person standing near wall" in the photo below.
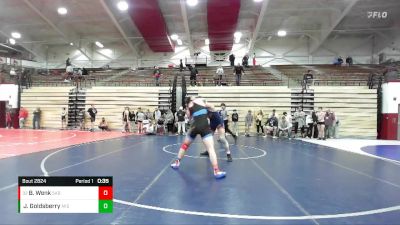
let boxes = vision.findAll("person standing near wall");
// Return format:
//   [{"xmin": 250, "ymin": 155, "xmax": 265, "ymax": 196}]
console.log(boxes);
[
  {"xmin": 175, "ymin": 106, "xmax": 186, "ymax": 135},
  {"xmin": 6, "ymin": 109, "xmax": 12, "ymax": 129},
  {"xmin": 18, "ymin": 107, "xmax": 28, "ymax": 129},
  {"xmin": 317, "ymin": 107, "xmax": 326, "ymax": 140},
  {"xmin": 32, "ymin": 107, "xmax": 41, "ymax": 129},
  {"xmin": 219, "ymin": 103, "xmax": 237, "ymax": 141},
  {"xmin": 231, "ymin": 109, "xmax": 239, "ymax": 136},
  {"xmin": 87, "ymin": 104, "xmax": 97, "ymax": 132},
  {"xmin": 245, "ymin": 110, "xmax": 253, "ymax": 137},
  {"xmin": 256, "ymin": 110, "xmax": 264, "ymax": 135},
  {"xmin": 61, "ymin": 107, "xmax": 67, "ymax": 130}
]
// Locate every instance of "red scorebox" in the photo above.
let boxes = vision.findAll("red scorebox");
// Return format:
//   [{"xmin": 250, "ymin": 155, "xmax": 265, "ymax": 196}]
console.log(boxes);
[{"xmin": 98, "ymin": 186, "xmax": 113, "ymax": 200}]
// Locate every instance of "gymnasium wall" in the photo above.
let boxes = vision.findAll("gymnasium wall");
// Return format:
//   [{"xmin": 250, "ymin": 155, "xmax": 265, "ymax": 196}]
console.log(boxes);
[{"xmin": 0, "ymin": 84, "xmax": 18, "ymax": 108}]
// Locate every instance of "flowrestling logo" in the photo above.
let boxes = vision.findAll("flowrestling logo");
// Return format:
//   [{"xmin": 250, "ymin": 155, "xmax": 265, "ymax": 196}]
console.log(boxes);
[{"xmin": 367, "ymin": 11, "xmax": 388, "ymax": 19}]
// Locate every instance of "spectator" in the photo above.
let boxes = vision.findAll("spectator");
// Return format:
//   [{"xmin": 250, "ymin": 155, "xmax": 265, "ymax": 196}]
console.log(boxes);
[
  {"xmin": 245, "ymin": 110, "xmax": 253, "ymax": 137},
  {"xmin": 136, "ymin": 107, "xmax": 145, "ymax": 134},
  {"xmin": 293, "ymin": 107, "xmax": 306, "ymax": 138},
  {"xmin": 145, "ymin": 109, "xmax": 153, "ymax": 121},
  {"xmin": 269, "ymin": 109, "xmax": 277, "ymax": 118},
  {"xmin": 87, "ymin": 104, "xmax": 97, "ymax": 132},
  {"xmin": 264, "ymin": 114, "xmax": 278, "ymax": 138},
  {"xmin": 157, "ymin": 113, "xmax": 166, "ymax": 135},
  {"xmin": 78, "ymin": 109, "xmax": 85, "ymax": 130},
  {"xmin": 18, "ymin": 107, "xmax": 28, "ymax": 129},
  {"xmin": 98, "ymin": 117, "xmax": 109, "ymax": 131},
  {"xmin": 129, "ymin": 108, "xmax": 135, "ymax": 132},
  {"xmin": 6, "ymin": 109, "xmax": 12, "ymax": 129},
  {"xmin": 229, "ymin": 54, "xmax": 235, "ymax": 66},
  {"xmin": 333, "ymin": 114, "xmax": 339, "ymax": 139},
  {"xmin": 303, "ymin": 70, "xmax": 313, "ymax": 90},
  {"xmin": 317, "ymin": 107, "xmax": 326, "ymax": 140},
  {"xmin": 189, "ymin": 65, "xmax": 198, "ymax": 86},
  {"xmin": 66, "ymin": 57, "xmax": 71, "ymax": 67},
  {"xmin": 233, "ymin": 63, "xmax": 245, "ymax": 86},
  {"xmin": 165, "ymin": 109, "xmax": 175, "ymax": 135},
  {"xmin": 252, "ymin": 53, "xmax": 256, "ymax": 66},
  {"xmin": 306, "ymin": 111, "xmax": 318, "ymax": 138},
  {"xmin": 220, "ymin": 103, "xmax": 237, "ymax": 139},
  {"xmin": 283, "ymin": 111, "xmax": 292, "ymax": 127},
  {"xmin": 215, "ymin": 66, "xmax": 224, "ymax": 86},
  {"xmin": 61, "ymin": 107, "xmax": 67, "ymax": 130},
  {"xmin": 32, "ymin": 107, "xmax": 41, "ymax": 129},
  {"xmin": 277, "ymin": 115, "xmax": 292, "ymax": 139},
  {"xmin": 175, "ymin": 106, "xmax": 186, "ymax": 135},
  {"xmin": 242, "ymin": 54, "xmax": 249, "ymax": 68},
  {"xmin": 255, "ymin": 110, "xmax": 264, "ymax": 135},
  {"xmin": 346, "ymin": 56, "xmax": 353, "ymax": 66},
  {"xmin": 337, "ymin": 56, "xmax": 343, "ymax": 65},
  {"xmin": 179, "ymin": 59, "xmax": 184, "ymax": 72},
  {"xmin": 153, "ymin": 66, "xmax": 162, "ymax": 86},
  {"xmin": 154, "ymin": 108, "xmax": 161, "ymax": 123},
  {"xmin": 324, "ymin": 109, "xmax": 335, "ymax": 139},
  {"xmin": 65, "ymin": 65, "xmax": 73, "ymax": 82},
  {"xmin": 82, "ymin": 67, "xmax": 88, "ymax": 76},
  {"xmin": 122, "ymin": 107, "xmax": 131, "ymax": 133},
  {"xmin": 231, "ymin": 109, "xmax": 239, "ymax": 136}
]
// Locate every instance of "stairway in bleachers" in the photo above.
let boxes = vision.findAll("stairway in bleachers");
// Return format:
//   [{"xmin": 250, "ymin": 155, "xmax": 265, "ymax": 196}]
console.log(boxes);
[
  {"xmin": 291, "ymin": 88, "xmax": 315, "ymax": 115},
  {"xmin": 67, "ymin": 88, "xmax": 86, "ymax": 129}
]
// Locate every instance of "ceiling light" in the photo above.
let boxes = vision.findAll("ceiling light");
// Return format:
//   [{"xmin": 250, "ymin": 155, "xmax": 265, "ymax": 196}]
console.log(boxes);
[
  {"xmin": 234, "ymin": 32, "xmax": 242, "ymax": 39},
  {"xmin": 11, "ymin": 32, "xmax": 21, "ymax": 39},
  {"xmin": 254, "ymin": 0, "xmax": 263, "ymax": 2},
  {"xmin": 177, "ymin": 39, "xmax": 183, "ymax": 45},
  {"xmin": 187, "ymin": 0, "xmax": 198, "ymax": 7},
  {"xmin": 57, "ymin": 7, "xmax": 68, "ymax": 15},
  {"xmin": 171, "ymin": 34, "xmax": 179, "ymax": 41},
  {"xmin": 277, "ymin": 30, "xmax": 287, "ymax": 37},
  {"xmin": 117, "ymin": 1, "xmax": 129, "ymax": 11},
  {"xmin": 205, "ymin": 39, "xmax": 210, "ymax": 45},
  {"xmin": 69, "ymin": 42, "xmax": 74, "ymax": 46},
  {"xmin": 9, "ymin": 38, "xmax": 16, "ymax": 45},
  {"xmin": 95, "ymin": 41, "xmax": 104, "ymax": 48}
]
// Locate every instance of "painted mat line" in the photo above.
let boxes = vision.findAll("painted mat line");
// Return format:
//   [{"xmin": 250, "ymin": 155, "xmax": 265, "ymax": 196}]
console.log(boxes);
[{"xmin": 39, "ymin": 140, "xmax": 400, "ymax": 221}]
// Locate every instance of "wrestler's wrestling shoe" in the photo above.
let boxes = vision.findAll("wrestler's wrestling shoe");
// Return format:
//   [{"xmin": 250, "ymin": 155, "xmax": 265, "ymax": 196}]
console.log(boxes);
[
  {"xmin": 200, "ymin": 151, "xmax": 209, "ymax": 156},
  {"xmin": 227, "ymin": 154, "xmax": 233, "ymax": 162},
  {"xmin": 170, "ymin": 159, "xmax": 180, "ymax": 169},
  {"xmin": 214, "ymin": 169, "xmax": 226, "ymax": 179}
]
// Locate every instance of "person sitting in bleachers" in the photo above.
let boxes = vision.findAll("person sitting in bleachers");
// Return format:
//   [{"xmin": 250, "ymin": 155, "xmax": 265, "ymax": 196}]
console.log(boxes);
[
  {"xmin": 242, "ymin": 54, "xmax": 249, "ymax": 68},
  {"xmin": 277, "ymin": 115, "xmax": 292, "ymax": 139},
  {"xmin": 98, "ymin": 117, "xmax": 110, "ymax": 131}
]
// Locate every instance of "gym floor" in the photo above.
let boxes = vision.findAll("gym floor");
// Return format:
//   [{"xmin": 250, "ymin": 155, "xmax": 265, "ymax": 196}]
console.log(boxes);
[{"xmin": 0, "ymin": 129, "xmax": 399, "ymax": 225}]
